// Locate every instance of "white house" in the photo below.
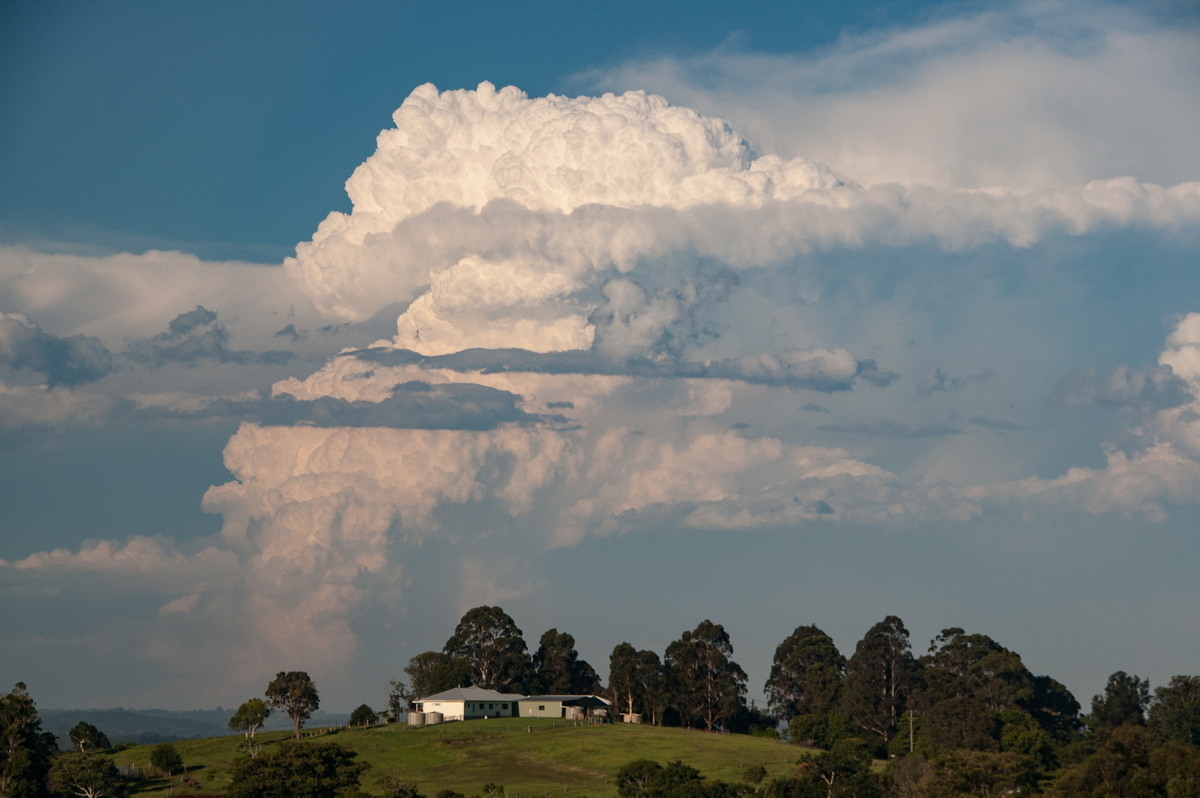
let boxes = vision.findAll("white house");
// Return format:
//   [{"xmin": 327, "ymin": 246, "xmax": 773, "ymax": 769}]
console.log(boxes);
[{"xmin": 413, "ymin": 686, "xmax": 523, "ymax": 721}]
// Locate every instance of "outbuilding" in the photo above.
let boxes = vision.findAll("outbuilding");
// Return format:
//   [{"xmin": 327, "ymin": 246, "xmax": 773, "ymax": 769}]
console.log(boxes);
[{"xmin": 518, "ymin": 694, "xmax": 611, "ymax": 719}]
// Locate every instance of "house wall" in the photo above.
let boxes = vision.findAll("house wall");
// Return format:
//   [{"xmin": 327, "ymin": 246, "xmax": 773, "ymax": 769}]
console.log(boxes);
[{"xmin": 520, "ymin": 701, "xmax": 565, "ymax": 718}]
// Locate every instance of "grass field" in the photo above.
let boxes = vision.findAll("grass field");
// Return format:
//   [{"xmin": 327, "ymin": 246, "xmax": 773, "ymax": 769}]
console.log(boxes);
[{"xmin": 108, "ymin": 719, "xmax": 809, "ymax": 797}]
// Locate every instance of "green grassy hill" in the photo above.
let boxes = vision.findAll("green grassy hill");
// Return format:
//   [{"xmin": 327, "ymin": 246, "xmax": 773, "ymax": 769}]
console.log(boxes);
[{"xmin": 109, "ymin": 719, "xmax": 806, "ymax": 797}]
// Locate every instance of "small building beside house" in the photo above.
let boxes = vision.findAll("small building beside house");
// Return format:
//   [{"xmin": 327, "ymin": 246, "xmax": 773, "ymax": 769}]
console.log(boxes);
[
  {"xmin": 518, "ymin": 694, "xmax": 611, "ymax": 720},
  {"xmin": 412, "ymin": 686, "xmax": 522, "ymax": 721}
]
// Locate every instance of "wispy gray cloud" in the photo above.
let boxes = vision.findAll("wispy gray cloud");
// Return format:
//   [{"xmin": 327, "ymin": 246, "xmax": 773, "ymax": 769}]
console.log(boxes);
[
  {"xmin": 124, "ymin": 306, "xmax": 293, "ymax": 368},
  {"xmin": 0, "ymin": 313, "xmax": 114, "ymax": 387},
  {"xmin": 916, "ymin": 367, "xmax": 996, "ymax": 398}
]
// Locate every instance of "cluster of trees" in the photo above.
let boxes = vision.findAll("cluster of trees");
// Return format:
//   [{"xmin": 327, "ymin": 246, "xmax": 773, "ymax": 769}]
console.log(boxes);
[
  {"xmin": 755, "ymin": 617, "xmax": 1200, "ymax": 796},
  {"xmin": 394, "ymin": 606, "xmax": 602, "ymax": 705}
]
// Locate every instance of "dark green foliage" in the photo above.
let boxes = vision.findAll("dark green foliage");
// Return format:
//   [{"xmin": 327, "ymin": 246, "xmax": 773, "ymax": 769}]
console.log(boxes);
[
  {"xmin": 531, "ymin": 629, "xmax": 600, "ymax": 694},
  {"xmin": 229, "ymin": 698, "xmax": 271, "ymax": 740},
  {"xmin": 741, "ymin": 764, "xmax": 766, "ymax": 785},
  {"xmin": 768, "ymin": 738, "xmax": 879, "ymax": 798},
  {"xmin": 615, "ymin": 759, "xmax": 749, "ymax": 798},
  {"xmin": 609, "ymin": 645, "xmax": 666, "ymax": 724},
  {"xmin": 349, "ymin": 705, "xmax": 378, "ymax": 727},
  {"xmin": 842, "ymin": 616, "xmax": 917, "ymax": 752},
  {"xmin": 1089, "ymin": 670, "xmax": 1150, "ymax": 731},
  {"xmin": 67, "ymin": 722, "xmax": 110, "ymax": 754},
  {"xmin": 1149, "ymin": 674, "xmax": 1200, "ymax": 745},
  {"xmin": 925, "ymin": 750, "xmax": 1037, "ymax": 798},
  {"xmin": 443, "ymin": 606, "xmax": 531, "ymax": 692},
  {"xmin": 434, "ymin": 791, "xmax": 465, "ymax": 798},
  {"xmin": 1, "ymin": 682, "xmax": 57, "ymax": 798},
  {"xmin": 47, "ymin": 752, "xmax": 125, "ymax": 798},
  {"xmin": 787, "ymin": 711, "xmax": 856, "ymax": 750},
  {"xmin": 920, "ymin": 629, "xmax": 1033, "ymax": 713},
  {"xmin": 265, "ymin": 671, "xmax": 320, "ymax": 740},
  {"xmin": 764, "ymin": 625, "xmax": 845, "ymax": 723},
  {"xmin": 664, "ymin": 621, "xmax": 748, "ymax": 732},
  {"xmin": 227, "ymin": 740, "xmax": 370, "ymax": 798},
  {"xmin": 149, "ymin": 742, "xmax": 182, "ymax": 776},
  {"xmin": 919, "ymin": 695, "xmax": 998, "ymax": 753},
  {"xmin": 1022, "ymin": 674, "xmax": 1082, "ymax": 742},
  {"xmin": 405, "ymin": 652, "xmax": 472, "ymax": 698}
]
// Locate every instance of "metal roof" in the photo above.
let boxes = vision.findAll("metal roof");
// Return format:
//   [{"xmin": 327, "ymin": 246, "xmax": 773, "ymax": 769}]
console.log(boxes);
[{"xmin": 417, "ymin": 686, "xmax": 525, "ymax": 702}]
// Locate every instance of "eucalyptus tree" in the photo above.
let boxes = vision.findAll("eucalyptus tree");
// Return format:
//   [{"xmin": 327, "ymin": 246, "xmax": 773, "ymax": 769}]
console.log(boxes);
[
  {"xmin": 265, "ymin": 671, "xmax": 320, "ymax": 740},
  {"xmin": 842, "ymin": 615, "xmax": 918, "ymax": 750},
  {"xmin": 765, "ymin": 623, "xmax": 846, "ymax": 721},
  {"xmin": 443, "ymin": 606, "xmax": 531, "ymax": 691},
  {"xmin": 664, "ymin": 620, "xmax": 747, "ymax": 731}
]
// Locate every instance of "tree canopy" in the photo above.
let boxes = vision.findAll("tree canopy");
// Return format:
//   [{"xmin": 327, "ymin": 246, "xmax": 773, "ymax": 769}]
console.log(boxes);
[
  {"xmin": 664, "ymin": 620, "xmax": 748, "ymax": 732},
  {"xmin": 265, "ymin": 671, "xmax": 320, "ymax": 740},
  {"xmin": 227, "ymin": 740, "xmax": 369, "ymax": 798},
  {"xmin": 443, "ymin": 606, "xmax": 531, "ymax": 691}
]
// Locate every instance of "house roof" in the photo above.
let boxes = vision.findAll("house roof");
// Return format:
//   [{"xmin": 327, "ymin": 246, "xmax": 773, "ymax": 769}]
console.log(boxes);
[
  {"xmin": 519, "ymin": 694, "xmax": 612, "ymax": 706},
  {"xmin": 417, "ymin": 686, "xmax": 525, "ymax": 702}
]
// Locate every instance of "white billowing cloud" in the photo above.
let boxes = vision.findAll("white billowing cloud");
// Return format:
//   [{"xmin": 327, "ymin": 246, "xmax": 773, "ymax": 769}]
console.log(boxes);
[
  {"xmin": 586, "ymin": 0, "xmax": 1200, "ymax": 190},
  {"xmin": 0, "ymin": 247, "xmax": 313, "ymax": 347},
  {"xmin": 6, "ymin": 59, "xmax": 1200, "ymax": 705},
  {"xmin": 961, "ymin": 313, "xmax": 1200, "ymax": 519}
]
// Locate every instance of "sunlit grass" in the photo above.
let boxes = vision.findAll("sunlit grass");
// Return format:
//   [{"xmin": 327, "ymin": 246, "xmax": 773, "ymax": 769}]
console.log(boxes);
[{"xmin": 106, "ymin": 719, "xmax": 807, "ymax": 796}]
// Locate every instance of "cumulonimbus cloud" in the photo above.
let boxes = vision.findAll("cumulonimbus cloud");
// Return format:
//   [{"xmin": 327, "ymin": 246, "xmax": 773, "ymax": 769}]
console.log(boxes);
[{"xmin": 5, "ymin": 59, "xmax": 1200, "ymax": 706}]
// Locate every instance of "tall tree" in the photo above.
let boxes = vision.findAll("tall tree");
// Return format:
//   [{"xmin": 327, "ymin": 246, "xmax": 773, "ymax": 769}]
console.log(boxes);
[
  {"xmin": 229, "ymin": 698, "xmax": 271, "ymax": 741},
  {"xmin": 1148, "ymin": 674, "xmax": 1200, "ymax": 745},
  {"xmin": 265, "ymin": 671, "xmax": 320, "ymax": 740},
  {"xmin": 920, "ymin": 629, "xmax": 1033, "ymax": 712},
  {"xmin": 404, "ymin": 652, "xmax": 471, "ymax": 698},
  {"xmin": 227, "ymin": 740, "xmax": 369, "ymax": 798},
  {"xmin": 47, "ymin": 754, "xmax": 123, "ymax": 798},
  {"xmin": 664, "ymin": 620, "xmax": 748, "ymax": 732},
  {"xmin": 609, "ymin": 644, "xmax": 665, "ymax": 722},
  {"xmin": 443, "ymin": 606, "xmax": 531, "ymax": 691},
  {"xmin": 0, "ymin": 682, "xmax": 57, "ymax": 798},
  {"xmin": 531, "ymin": 629, "xmax": 600, "ymax": 694},
  {"xmin": 842, "ymin": 615, "xmax": 918, "ymax": 750},
  {"xmin": 385, "ymin": 678, "xmax": 414, "ymax": 721},
  {"xmin": 765, "ymin": 624, "xmax": 846, "ymax": 722},
  {"xmin": 1089, "ymin": 670, "xmax": 1150, "ymax": 731},
  {"xmin": 67, "ymin": 722, "xmax": 109, "ymax": 754}
]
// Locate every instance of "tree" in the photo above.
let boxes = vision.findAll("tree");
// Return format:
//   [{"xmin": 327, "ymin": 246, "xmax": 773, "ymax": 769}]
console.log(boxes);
[
  {"xmin": 229, "ymin": 698, "xmax": 271, "ymax": 757},
  {"xmin": 531, "ymin": 629, "xmax": 600, "ymax": 695},
  {"xmin": 265, "ymin": 671, "xmax": 320, "ymax": 740},
  {"xmin": 1149, "ymin": 674, "xmax": 1200, "ymax": 746},
  {"xmin": 227, "ymin": 740, "xmax": 369, "ymax": 798},
  {"xmin": 67, "ymin": 723, "xmax": 109, "ymax": 754},
  {"xmin": 794, "ymin": 738, "xmax": 880, "ymax": 798},
  {"xmin": 404, "ymin": 652, "xmax": 470, "ymax": 698},
  {"xmin": 443, "ymin": 606, "xmax": 531, "ymax": 691},
  {"xmin": 47, "ymin": 753, "xmax": 124, "ymax": 798},
  {"xmin": 842, "ymin": 616, "xmax": 918, "ymax": 751},
  {"xmin": 765, "ymin": 625, "xmax": 845, "ymax": 724},
  {"xmin": 609, "ymin": 644, "xmax": 666, "ymax": 723},
  {"xmin": 349, "ymin": 704, "xmax": 378, "ymax": 727},
  {"xmin": 1, "ymin": 682, "xmax": 57, "ymax": 798},
  {"xmin": 1089, "ymin": 670, "xmax": 1150, "ymax": 731},
  {"xmin": 664, "ymin": 620, "xmax": 748, "ymax": 732},
  {"xmin": 149, "ymin": 743, "xmax": 182, "ymax": 777},
  {"xmin": 386, "ymin": 678, "xmax": 414, "ymax": 721},
  {"xmin": 920, "ymin": 629, "xmax": 1033, "ymax": 713},
  {"xmin": 377, "ymin": 772, "xmax": 423, "ymax": 798}
]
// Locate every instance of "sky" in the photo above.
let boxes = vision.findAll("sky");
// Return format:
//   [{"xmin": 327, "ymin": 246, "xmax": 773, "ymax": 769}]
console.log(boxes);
[{"xmin": 1, "ymin": 0, "xmax": 1199, "ymax": 714}]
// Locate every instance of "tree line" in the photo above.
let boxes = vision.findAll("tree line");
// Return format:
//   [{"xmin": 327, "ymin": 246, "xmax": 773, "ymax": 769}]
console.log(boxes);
[{"xmin": 4, "ymin": 606, "xmax": 1199, "ymax": 796}]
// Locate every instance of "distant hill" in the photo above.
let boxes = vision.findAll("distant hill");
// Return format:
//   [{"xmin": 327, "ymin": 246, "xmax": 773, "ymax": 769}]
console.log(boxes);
[{"xmin": 40, "ymin": 707, "xmax": 351, "ymax": 746}]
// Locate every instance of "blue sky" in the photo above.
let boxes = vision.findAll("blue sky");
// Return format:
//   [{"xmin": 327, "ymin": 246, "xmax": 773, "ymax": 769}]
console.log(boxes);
[{"xmin": 2, "ymin": 0, "xmax": 1199, "ymax": 714}]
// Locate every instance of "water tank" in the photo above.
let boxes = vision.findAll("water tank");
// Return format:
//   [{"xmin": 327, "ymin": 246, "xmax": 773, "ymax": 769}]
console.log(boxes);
[
  {"xmin": 427, "ymin": 712, "xmax": 444, "ymax": 725},
  {"xmin": 565, "ymin": 707, "xmax": 585, "ymax": 720},
  {"xmin": 408, "ymin": 712, "xmax": 427, "ymax": 727}
]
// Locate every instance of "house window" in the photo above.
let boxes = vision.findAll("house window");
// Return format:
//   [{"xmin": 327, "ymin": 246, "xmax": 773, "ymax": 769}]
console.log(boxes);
[
  {"xmin": 502, "ymin": 704, "xmax": 508, "ymax": 710},
  {"xmin": 538, "ymin": 705, "xmax": 545, "ymax": 711}
]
